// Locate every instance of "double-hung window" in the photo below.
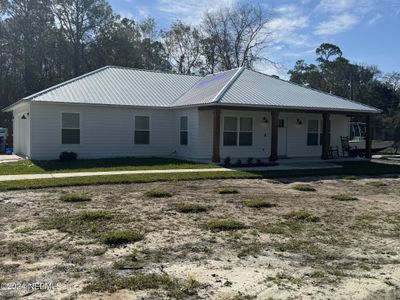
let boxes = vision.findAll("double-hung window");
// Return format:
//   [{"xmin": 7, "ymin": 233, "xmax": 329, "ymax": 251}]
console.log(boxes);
[
  {"xmin": 135, "ymin": 116, "xmax": 150, "ymax": 144},
  {"xmin": 223, "ymin": 117, "xmax": 253, "ymax": 146},
  {"xmin": 62, "ymin": 113, "xmax": 80, "ymax": 144},
  {"xmin": 307, "ymin": 120, "xmax": 319, "ymax": 146},
  {"xmin": 180, "ymin": 116, "xmax": 188, "ymax": 145}
]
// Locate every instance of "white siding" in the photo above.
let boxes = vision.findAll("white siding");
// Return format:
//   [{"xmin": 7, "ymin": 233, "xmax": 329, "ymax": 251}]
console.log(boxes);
[
  {"xmin": 173, "ymin": 108, "xmax": 199, "ymax": 159},
  {"xmin": 30, "ymin": 103, "xmax": 176, "ymax": 160}
]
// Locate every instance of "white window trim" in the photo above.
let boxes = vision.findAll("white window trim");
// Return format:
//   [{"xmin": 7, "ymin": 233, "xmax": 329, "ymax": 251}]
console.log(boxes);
[
  {"xmin": 134, "ymin": 115, "xmax": 151, "ymax": 145},
  {"xmin": 222, "ymin": 116, "xmax": 254, "ymax": 147},
  {"xmin": 307, "ymin": 119, "xmax": 320, "ymax": 147},
  {"xmin": 180, "ymin": 116, "xmax": 188, "ymax": 146},
  {"xmin": 60, "ymin": 112, "xmax": 81, "ymax": 145}
]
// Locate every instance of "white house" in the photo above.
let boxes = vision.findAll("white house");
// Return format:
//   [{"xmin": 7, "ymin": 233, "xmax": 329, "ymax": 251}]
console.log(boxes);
[{"xmin": 3, "ymin": 66, "xmax": 380, "ymax": 162}]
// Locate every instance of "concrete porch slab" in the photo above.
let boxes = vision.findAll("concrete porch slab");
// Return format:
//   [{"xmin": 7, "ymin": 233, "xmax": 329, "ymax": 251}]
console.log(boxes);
[{"xmin": 0, "ymin": 154, "xmax": 23, "ymax": 164}]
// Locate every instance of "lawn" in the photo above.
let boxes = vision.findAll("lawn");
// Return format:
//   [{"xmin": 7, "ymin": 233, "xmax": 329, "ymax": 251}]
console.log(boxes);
[
  {"xmin": 0, "ymin": 157, "xmax": 218, "ymax": 175},
  {"xmin": 1, "ymin": 176, "xmax": 399, "ymax": 299}
]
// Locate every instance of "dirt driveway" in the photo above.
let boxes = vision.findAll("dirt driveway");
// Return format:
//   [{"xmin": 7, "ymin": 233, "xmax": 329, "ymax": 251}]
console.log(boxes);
[{"xmin": 0, "ymin": 176, "xmax": 400, "ymax": 299}]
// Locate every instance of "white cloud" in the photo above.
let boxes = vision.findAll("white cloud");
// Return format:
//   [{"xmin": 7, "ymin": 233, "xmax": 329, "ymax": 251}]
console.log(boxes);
[
  {"xmin": 314, "ymin": 13, "xmax": 359, "ymax": 35},
  {"xmin": 368, "ymin": 13, "xmax": 382, "ymax": 25},
  {"xmin": 316, "ymin": 0, "xmax": 356, "ymax": 13}
]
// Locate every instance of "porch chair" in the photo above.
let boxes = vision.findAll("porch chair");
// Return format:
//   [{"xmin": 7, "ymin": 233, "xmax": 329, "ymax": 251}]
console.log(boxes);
[
  {"xmin": 328, "ymin": 146, "xmax": 340, "ymax": 159},
  {"xmin": 340, "ymin": 136, "xmax": 352, "ymax": 157}
]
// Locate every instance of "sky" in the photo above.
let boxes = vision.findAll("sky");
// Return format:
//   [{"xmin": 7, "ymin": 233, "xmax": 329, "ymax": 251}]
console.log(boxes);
[{"xmin": 109, "ymin": 0, "xmax": 400, "ymax": 78}]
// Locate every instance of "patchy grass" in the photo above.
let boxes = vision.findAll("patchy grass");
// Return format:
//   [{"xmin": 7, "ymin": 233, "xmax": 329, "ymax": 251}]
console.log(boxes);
[
  {"xmin": 342, "ymin": 175, "xmax": 357, "ymax": 180},
  {"xmin": 0, "ymin": 157, "xmax": 219, "ymax": 175},
  {"xmin": 83, "ymin": 269, "xmax": 199, "ymax": 298},
  {"xmin": 144, "ymin": 189, "xmax": 173, "ymax": 198},
  {"xmin": 266, "ymin": 272, "xmax": 303, "ymax": 286},
  {"xmin": 60, "ymin": 193, "xmax": 92, "ymax": 202},
  {"xmin": 207, "ymin": 220, "xmax": 245, "ymax": 231},
  {"xmin": 216, "ymin": 187, "xmax": 239, "ymax": 194},
  {"xmin": 78, "ymin": 210, "xmax": 113, "ymax": 221},
  {"xmin": 285, "ymin": 211, "xmax": 320, "ymax": 222},
  {"xmin": 176, "ymin": 203, "xmax": 207, "ymax": 213},
  {"xmin": 102, "ymin": 230, "xmax": 144, "ymax": 247},
  {"xmin": 331, "ymin": 194, "xmax": 359, "ymax": 201},
  {"xmin": 368, "ymin": 181, "xmax": 388, "ymax": 187},
  {"xmin": 14, "ymin": 226, "xmax": 33, "ymax": 234},
  {"xmin": 292, "ymin": 184, "xmax": 316, "ymax": 192},
  {"xmin": 244, "ymin": 199, "xmax": 277, "ymax": 208}
]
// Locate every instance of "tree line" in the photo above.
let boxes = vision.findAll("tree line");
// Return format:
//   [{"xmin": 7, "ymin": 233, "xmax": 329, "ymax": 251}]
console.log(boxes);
[{"xmin": 0, "ymin": 0, "xmax": 399, "ymax": 142}]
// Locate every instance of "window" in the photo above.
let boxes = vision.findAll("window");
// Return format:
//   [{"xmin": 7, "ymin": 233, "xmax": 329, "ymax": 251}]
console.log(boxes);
[
  {"xmin": 180, "ymin": 116, "xmax": 188, "ymax": 145},
  {"xmin": 223, "ymin": 117, "xmax": 253, "ymax": 146},
  {"xmin": 239, "ymin": 117, "xmax": 253, "ymax": 146},
  {"xmin": 62, "ymin": 113, "xmax": 80, "ymax": 144},
  {"xmin": 135, "ymin": 116, "xmax": 150, "ymax": 144},
  {"xmin": 278, "ymin": 119, "xmax": 285, "ymax": 128},
  {"xmin": 307, "ymin": 120, "xmax": 319, "ymax": 146}
]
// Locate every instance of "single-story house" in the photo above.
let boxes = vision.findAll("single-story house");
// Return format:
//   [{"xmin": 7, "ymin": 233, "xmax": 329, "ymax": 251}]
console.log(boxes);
[{"xmin": 3, "ymin": 66, "xmax": 380, "ymax": 162}]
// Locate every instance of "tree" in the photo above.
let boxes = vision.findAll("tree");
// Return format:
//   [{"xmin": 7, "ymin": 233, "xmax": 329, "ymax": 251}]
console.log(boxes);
[
  {"xmin": 163, "ymin": 21, "xmax": 202, "ymax": 74},
  {"xmin": 316, "ymin": 43, "xmax": 342, "ymax": 62},
  {"xmin": 201, "ymin": 2, "xmax": 271, "ymax": 71}
]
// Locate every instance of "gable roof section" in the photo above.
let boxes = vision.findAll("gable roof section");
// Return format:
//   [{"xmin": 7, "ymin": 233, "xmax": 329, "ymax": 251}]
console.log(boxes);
[{"xmin": 23, "ymin": 66, "xmax": 201, "ymax": 107}]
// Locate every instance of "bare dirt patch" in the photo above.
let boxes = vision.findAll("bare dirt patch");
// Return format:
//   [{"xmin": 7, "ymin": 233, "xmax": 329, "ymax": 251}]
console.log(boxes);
[{"xmin": 0, "ymin": 176, "xmax": 400, "ymax": 299}]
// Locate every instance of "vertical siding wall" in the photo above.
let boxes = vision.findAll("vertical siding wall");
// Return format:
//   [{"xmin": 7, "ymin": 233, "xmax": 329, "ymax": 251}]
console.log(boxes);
[
  {"xmin": 197, "ymin": 109, "xmax": 349, "ymax": 160},
  {"xmin": 30, "ymin": 103, "xmax": 177, "ymax": 160}
]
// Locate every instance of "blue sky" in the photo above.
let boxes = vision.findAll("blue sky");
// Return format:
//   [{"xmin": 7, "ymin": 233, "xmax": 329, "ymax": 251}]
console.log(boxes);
[{"xmin": 109, "ymin": 0, "xmax": 400, "ymax": 78}]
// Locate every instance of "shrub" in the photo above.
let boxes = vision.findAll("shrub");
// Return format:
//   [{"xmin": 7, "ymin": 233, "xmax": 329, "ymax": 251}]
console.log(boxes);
[
  {"xmin": 244, "ymin": 199, "xmax": 277, "ymax": 208},
  {"xmin": 237, "ymin": 159, "xmax": 242, "ymax": 166},
  {"xmin": 331, "ymin": 194, "xmax": 358, "ymax": 201},
  {"xmin": 247, "ymin": 157, "xmax": 254, "ymax": 165},
  {"xmin": 176, "ymin": 203, "xmax": 207, "ymax": 213},
  {"xmin": 216, "ymin": 187, "xmax": 239, "ymax": 194},
  {"xmin": 223, "ymin": 156, "xmax": 231, "ymax": 167},
  {"xmin": 292, "ymin": 184, "xmax": 316, "ymax": 192},
  {"xmin": 368, "ymin": 181, "xmax": 388, "ymax": 187},
  {"xmin": 102, "ymin": 230, "xmax": 144, "ymax": 246},
  {"xmin": 342, "ymin": 175, "xmax": 357, "ymax": 180},
  {"xmin": 60, "ymin": 193, "xmax": 91, "ymax": 202},
  {"xmin": 59, "ymin": 151, "xmax": 78, "ymax": 162},
  {"xmin": 144, "ymin": 189, "xmax": 172, "ymax": 198},
  {"xmin": 285, "ymin": 211, "xmax": 319, "ymax": 222},
  {"xmin": 78, "ymin": 210, "xmax": 113, "ymax": 221},
  {"xmin": 207, "ymin": 219, "xmax": 245, "ymax": 231}
]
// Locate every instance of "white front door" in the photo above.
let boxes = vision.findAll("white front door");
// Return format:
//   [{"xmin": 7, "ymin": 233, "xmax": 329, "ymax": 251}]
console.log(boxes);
[{"xmin": 278, "ymin": 118, "xmax": 287, "ymax": 157}]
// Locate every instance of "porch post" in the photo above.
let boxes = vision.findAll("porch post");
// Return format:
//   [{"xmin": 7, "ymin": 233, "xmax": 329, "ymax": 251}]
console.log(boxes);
[
  {"xmin": 269, "ymin": 110, "xmax": 279, "ymax": 162},
  {"xmin": 321, "ymin": 113, "xmax": 330, "ymax": 160},
  {"xmin": 365, "ymin": 115, "xmax": 372, "ymax": 159},
  {"xmin": 212, "ymin": 108, "xmax": 221, "ymax": 163}
]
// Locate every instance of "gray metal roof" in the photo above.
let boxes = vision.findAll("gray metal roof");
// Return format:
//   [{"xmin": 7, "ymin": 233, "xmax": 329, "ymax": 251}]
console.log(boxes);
[
  {"xmin": 24, "ymin": 66, "xmax": 201, "ymax": 107},
  {"xmin": 8, "ymin": 65, "xmax": 379, "ymax": 114}
]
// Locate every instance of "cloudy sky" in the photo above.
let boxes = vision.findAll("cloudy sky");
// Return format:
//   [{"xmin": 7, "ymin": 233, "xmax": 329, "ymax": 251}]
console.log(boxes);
[{"xmin": 109, "ymin": 0, "xmax": 400, "ymax": 78}]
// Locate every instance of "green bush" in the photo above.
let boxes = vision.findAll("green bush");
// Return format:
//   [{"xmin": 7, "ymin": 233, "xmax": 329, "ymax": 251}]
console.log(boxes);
[
  {"xmin": 216, "ymin": 187, "xmax": 239, "ymax": 194},
  {"xmin": 60, "ymin": 193, "xmax": 91, "ymax": 202},
  {"xmin": 207, "ymin": 219, "xmax": 245, "ymax": 231},
  {"xmin": 331, "ymin": 195, "xmax": 358, "ymax": 201},
  {"xmin": 285, "ymin": 211, "xmax": 319, "ymax": 222},
  {"xmin": 176, "ymin": 203, "xmax": 207, "ymax": 213},
  {"xmin": 144, "ymin": 189, "xmax": 172, "ymax": 198},
  {"xmin": 102, "ymin": 230, "xmax": 144, "ymax": 246},
  {"xmin": 367, "ymin": 181, "xmax": 388, "ymax": 187},
  {"xmin": 292, "ymin": 184, "xmax": 316, "ymax": 192},
  {"xmin": 59, "ymin": 151, "xmax": 78, "ymax": 162},
  {"xmin": 244, "ymin": 199, "xmax": 277, "ymax": 208},
  {"xmin": 342, "ymin": 175, "xmax": 357, "ymax": 180},
  {"xmin": 78, "ymin": 210, "xmax": 113, "ymax": 221}
]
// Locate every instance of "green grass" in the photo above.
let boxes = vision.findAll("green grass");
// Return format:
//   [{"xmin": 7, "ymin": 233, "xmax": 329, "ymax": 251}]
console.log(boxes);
[
  {"xmin": 207, "ymin": 219, "xmax": 245, "ymax": 231},
  {"xmin": 0, "ymin": 161, "xmax": 398, "ymax": 192},
  {"xmin": 331, "ymin": 194, "xmax": 359, "ymax": 201},
  {"xmin": 60, "ymin": 193, "xmax": 91, "ymax": 202},
  {"xmin": 176, "ymin": 203, "xmax": 207, "ymax": 213},
  {"xmin": 285, "ymin": 211, "xmax": 320, "ymax": 222},
  {"xmin": 368, "ymin": 181, "xmax": 388, "ymax": 187},
  {"xmin": 244, "ymin": 199, "xmax": 277, "ymax": 208},
  {"xmin": 292, "ymin": 184, "xmax": 316, "ymax": 192},
  {"xmin": 144, "ymin": 189, "xmax": 173, "ymax": 198},
  {"xmin": 102, "ymin": 230, "xmax": 144, "ymax": 247},
  {"xmin": 216, "ymin": 187, "xmax": 239, "ymax": 194},
  {"xmin": 0, "ymin": 157, "xmax": 218, "ymax": 175}
]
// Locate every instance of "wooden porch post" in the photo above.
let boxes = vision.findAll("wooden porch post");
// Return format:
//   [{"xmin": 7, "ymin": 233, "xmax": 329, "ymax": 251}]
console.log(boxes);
[
  {"xmin": 321, "ymin": 113, "xmax": 330, "ymax": 160},
  {"xmin": 269, "ymin": 110, "xmax": 279, "ymax": 162},
  {"xmin": 365, "ymin": 115, "xmax": 372, "ymax": 159},
  {"xmin": 212, "ymin": 108, "xmax": 221, "ymax": 163}
]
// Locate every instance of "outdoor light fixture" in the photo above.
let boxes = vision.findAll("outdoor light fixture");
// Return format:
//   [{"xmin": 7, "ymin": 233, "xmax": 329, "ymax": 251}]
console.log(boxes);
[
  {"xmin": 262, "ymin": 117, "xmax": 269, "ymax": 124},
  {"xmin": 21, "ymin": 114, "xmax": 27, "ymax": 120},
  {"xmin": 296, "ymin": 118, "xmax": 303, "ymax": 125}
]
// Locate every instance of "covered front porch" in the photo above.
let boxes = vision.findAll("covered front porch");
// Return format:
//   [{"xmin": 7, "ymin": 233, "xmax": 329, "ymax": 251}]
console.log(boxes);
[{"xmin": 201, "ymin": 105, "xmax": 374, "ymax": 164}]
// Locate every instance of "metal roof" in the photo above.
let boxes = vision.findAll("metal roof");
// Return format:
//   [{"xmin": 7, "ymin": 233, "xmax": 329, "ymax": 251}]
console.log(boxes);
[
  {"xmin": 4, "ymin": 65, "xmax": 379, "ymax": 114},
  {"xmin": 218, "ymin": 69, "xmax": 379, "ymax": 113},
  {"xmin": 23, "ymin": 66, "xmax": 201, "ymax": 107}
]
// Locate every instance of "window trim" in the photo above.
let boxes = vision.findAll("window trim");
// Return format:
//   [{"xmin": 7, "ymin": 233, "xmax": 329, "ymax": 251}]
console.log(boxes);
[
  {"xmin": 222, "ymin": 116, "xmax": 253, "ymax": 147},
  {"xmin": 60, "ymin": 112, "xmax": 81, "ymax": 145},
  {"xmin": 179, "ymin": 116, "xmax": 188, "ymax": 146},
  {"xmin": 134, "ymin": 115, "xmax": 151, "ymax": 145},
  {"xmin": 307, "ymin": 119, "xmax": 320, "ymax": 146}
]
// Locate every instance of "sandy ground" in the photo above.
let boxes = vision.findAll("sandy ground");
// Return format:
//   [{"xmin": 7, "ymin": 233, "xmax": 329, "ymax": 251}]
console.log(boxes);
[{"xmin": 0, "ymin": 175, "xmax": 400, "ymax": 299}]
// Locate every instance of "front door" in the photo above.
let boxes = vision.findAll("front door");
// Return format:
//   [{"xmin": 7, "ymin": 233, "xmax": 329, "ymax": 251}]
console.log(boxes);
[{"xmin": 278, "ymin": 118, "xmax": 287, "ymax": 157}]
